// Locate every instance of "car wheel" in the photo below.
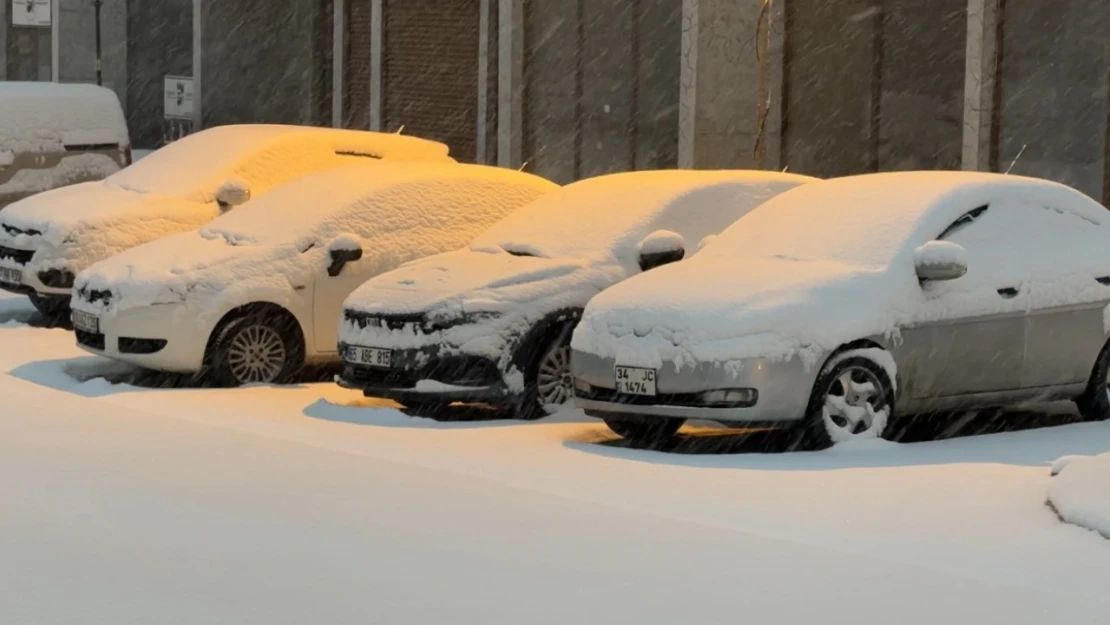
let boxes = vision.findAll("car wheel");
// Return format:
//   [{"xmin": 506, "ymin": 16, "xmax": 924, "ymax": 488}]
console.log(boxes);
[
  {"xmin": 210, "ymin": 313, "xmax": 302, "ymax": 387},
  {"xmin": 29, "ymin": 294, "xmax": 69, "ymax": 324},
  {"xmin": 797, "ymin": 354, "xmax": 895, "ymax": 450},
  {"xmin": 516, "ymin": 331, "xmax": 575, "ymax": 420},
  {"xmin": 603, "ymin": 414, "xmax": 685, "ymax": 444},
  {"xmin": 1076, "ymin": 339, "xmax": 1110, "ymax": 422}
]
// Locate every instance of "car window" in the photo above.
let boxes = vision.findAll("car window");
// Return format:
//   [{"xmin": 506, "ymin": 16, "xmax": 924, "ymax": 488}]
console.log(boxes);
[{"xmin": 940, "ymin": 199, "xmax": 1107, "ymax": 287}]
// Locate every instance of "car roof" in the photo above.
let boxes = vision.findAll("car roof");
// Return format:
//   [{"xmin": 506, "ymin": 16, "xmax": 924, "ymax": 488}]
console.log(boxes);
[
  {"xmin": 175, "ymin": 124, "xmax": 454, "ymax": 161},
  {"xmin": 0, "ymin": 82, "xmax": 128, "ymax": 149}
]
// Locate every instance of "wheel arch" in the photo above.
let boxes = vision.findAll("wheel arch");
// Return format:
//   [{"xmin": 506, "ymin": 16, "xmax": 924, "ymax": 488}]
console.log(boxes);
[
  {"xmin": 817, "ymin": 338, "xmax": 898, "ymax": 387},
  {"xmin": 509, "ymin": 307, "xmax": 584, "ymax": 375},
  {"xmin": 203, "ymin": 301, "xmax": 308, "ymax": 368}
]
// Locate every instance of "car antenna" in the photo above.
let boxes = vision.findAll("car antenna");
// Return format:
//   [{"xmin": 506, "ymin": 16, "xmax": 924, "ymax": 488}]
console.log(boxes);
[
  {"xmin": 394, "ymin": 125, "xmax": 405, "ymax": 135},
  {"xmin": 518, "ymin": 160, "xmax": 529, "ymax": 172},
  {"xmin": 1005, "ymin": 144, "xmax": 1027, "ymax": 175},
  {"xmin": 781, "ymin": 165, "xmax": 789, "ymax": 173}
]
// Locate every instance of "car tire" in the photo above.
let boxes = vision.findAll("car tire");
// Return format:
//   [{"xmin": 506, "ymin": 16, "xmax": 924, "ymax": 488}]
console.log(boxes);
[
  {"xmin": 515, "ymin": 325, "xmax": 576, "ymax": 421},
  {"xmin": 603, "ymin": 414, "xmax": 685, "ymax": 444},
  {"xmin": 208, "ymin": 311, "xmax": 303, "ymax": 387},
  {"xmin": 796, "ymin": 354, "xmax": 896, "ymax": 450},
  {"xmin": 29, "ymin": 294, "xmax": 70, "ymax": 324},
  {"xmin": 1076, "ymin": 339, "xmax": 1110, "ymax": 422}
]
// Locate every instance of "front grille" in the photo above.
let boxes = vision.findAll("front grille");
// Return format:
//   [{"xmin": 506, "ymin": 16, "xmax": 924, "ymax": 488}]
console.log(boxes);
[
  {"xmin": 1, "ymin": 224, "xmax": 41, "ymax": 237},
  {"xmin": 119, "ymin": 337, "xmax": 167, "ymax": 354},
  {"xmin": 344, "ymin": 310, "xmax": 439, "ymax": 334},
  {"xmin": 76, "ymin": 287, "xmax": 112, "ymax": 307},
  {"xmin": 576, "ymin": 385, "xmax": 721, "ymax": 408},
  {"xmin": 0, "ymin": 245, "xmax": 33, "ymax": 265},
  {"xmin": 38, "ymin": 269, "xmax": 74, "ymax": 289},
  {"xmin": 76, "ymin": 330, "xmax": 105, "ymax": 351}
]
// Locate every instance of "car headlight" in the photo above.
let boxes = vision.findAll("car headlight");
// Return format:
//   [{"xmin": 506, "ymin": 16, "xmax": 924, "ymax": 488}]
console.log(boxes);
[{"xmin": 699, "ymin": 388, "xmax": 758, "ymax": 407}]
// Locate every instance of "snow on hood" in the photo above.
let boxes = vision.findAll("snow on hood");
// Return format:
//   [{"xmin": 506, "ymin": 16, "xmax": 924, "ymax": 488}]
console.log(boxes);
[
  {"xmin": 73, "ymin": 230, "xmax": 309, "ymax": 316},
  {"xmin": 347, "ymin": 249, "xmax": 595, "ymax": 316},
  {"xmin": 0, "ymin": 181, "xmax": 215, "ymax": 275}
]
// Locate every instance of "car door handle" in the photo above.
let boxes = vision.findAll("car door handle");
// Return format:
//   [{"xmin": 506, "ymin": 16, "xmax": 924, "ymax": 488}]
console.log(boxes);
[{"xmin": 997, "ymin": 287, "xmax": 1019, "ymax": 298}]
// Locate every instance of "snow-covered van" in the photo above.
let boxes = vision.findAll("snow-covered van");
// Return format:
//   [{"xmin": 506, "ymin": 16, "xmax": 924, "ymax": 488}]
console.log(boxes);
[
  {"xmin": 70, "ymin": 163, "xmax": 557, "ymax": 387},
  {"xmin": 337, "ymin": 169, "xmax": 817, "ymax": 419},
  {"xmin": 0, "ymin": 82, "xmax": 130, "ymax": 207},
  {"xmin": 0, "ymin": 124, "xmax": 455, "ymax": 319}
]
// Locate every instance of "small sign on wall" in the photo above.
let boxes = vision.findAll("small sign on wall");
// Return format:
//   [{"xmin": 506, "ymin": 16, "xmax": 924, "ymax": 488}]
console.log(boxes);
[
  {"xmin": 12, "ymin": 0, "xmax": 51, "ymax": 27},
  {"xmin": 164, "ymin": 76, "xmax": 195, "ymax": 120}
]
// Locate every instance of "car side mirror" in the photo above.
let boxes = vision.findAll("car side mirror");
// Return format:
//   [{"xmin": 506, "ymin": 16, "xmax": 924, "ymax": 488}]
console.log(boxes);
[
  {"xmin": 327, "ymin": 235, "xmax": 364, "ymax": 277},
  {"xmin": 216, "ymin": 178, "xmax": 251, "ymax": 210},
  {"xmin": 914, "ymin": 241, "xmax": 968, "ymax": 282},
  {"xmin": 638, "ymin": 230, "xmax": 686, "ymax": 272}
]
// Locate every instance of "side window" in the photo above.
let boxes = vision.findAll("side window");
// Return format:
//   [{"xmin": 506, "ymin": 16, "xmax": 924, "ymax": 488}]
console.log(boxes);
[{"xmin": 939, "ymin": 200, "xmax": 1103, "ymax": 287}]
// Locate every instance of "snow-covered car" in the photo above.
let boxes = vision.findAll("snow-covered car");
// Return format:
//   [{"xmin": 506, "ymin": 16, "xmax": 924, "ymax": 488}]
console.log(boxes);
[
  {"xmin": 0, "ymin": 82, "xmax": 130, "ymax": 207},
  {"xmin": 571, "ymin": 171, "xmax": 1110, "ymax": 447},
  {"xmin": 0, "ymin": 124, "xmax": 454, "ymax": 320},
  {"xmin": 68, "ymin": 163, "xmax": 556, "ymax": 386},
  {"xmin": 336, "ymin": 169, "xmax": 816, "ymax": 418}
]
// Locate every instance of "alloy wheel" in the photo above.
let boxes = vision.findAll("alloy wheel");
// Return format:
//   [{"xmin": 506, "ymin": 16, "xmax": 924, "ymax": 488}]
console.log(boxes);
[
  {"xmin": 821, "ymin": 365, "xmax": 890, "ymax": 441},
  {"xmin": 536, "ymin": 343, "xmax": 573, "ymax": 408},
  {"xmin": 226, "ymin": 323, "xmax": 287, "ymax": 384}
]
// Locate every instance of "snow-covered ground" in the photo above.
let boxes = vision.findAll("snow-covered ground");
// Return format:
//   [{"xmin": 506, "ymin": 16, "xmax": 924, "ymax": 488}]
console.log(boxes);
[{"xmin": 2, "ymin": 290, "xmax": 1110, "ymax": 623}]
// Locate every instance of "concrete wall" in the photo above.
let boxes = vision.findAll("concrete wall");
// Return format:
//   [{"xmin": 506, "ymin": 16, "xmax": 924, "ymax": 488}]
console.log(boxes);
[
  {"xmin": 201, "ymin": 0, "xmax": 331, "ymax": 128},
  {"xmin": 58, "ymin": 0, "xmax": 128, "ymax": 109},
  {"xmin": 999, "ymin": 0, "xmax": 1110, "ymax": 200},
  {"xmin": 2, "ymin": 3, "xmax": 51, "ymax": 81},
  {"xmin": 125, "ymin": 0, "xmax": 192, "ymax": 149},
  {"xmin": 523, "ymin": 0, "xmax": 679, "ymax": 183}
]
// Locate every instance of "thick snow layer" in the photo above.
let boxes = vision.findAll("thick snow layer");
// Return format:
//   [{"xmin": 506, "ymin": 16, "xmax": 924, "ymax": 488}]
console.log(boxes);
[
  {"xmin": 470, "ymin": 169, "xmax": 816, "ymax": 265},
  {"xmin": 1048, "ymin": 452, "xmax": 1110, "ymax": 539},
  {"xmin": 912, "ymin": 239, "xmax": 967, "ymax": 272},
  {"xmin": 2, "ymin": 321, "xmax": 1110, "ymax": 623},
  {"xmin": 0, "ymin": 125, "xmax": 458, "ymax": 285},
  {"xmin": 573, "ymin": 172, "xmax": 1110, "ymax": 371},
  {"xmin": 341, "ymin": 170, "xmax": 816, "ymax": 366},
  {"xmin": 0, "ymin": 152, "xmax": 121, "ymax": 196},
  {"xmin": 72, "ymin": 163, "xmax": 557, "ymax": 318},
  {"xmin": 638, "ymin": 229, "xmax": 685, "ymax": 255},
  {"xmin": 0, "ymin": 82, "xmax": 127, "ymax": 153}
]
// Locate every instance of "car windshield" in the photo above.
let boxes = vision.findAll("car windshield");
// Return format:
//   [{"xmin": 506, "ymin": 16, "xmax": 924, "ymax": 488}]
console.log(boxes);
[{"xmin": 105, "ymin": 128, "xmax": 288, "ymax": 197}]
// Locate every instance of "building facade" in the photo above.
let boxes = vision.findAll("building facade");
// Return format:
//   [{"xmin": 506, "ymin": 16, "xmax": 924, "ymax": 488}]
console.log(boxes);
[{"xmin": 4, "ymin": 1, "xmax": 1110, "ymax": 202}]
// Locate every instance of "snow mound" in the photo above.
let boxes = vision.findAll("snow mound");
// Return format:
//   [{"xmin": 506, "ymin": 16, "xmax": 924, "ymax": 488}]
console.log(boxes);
[
  {"xmin": 0, "ymin": 82, "xmax": 127, "ymax": 153},
  {"xmin": 1048, "ymin": 452, "xmax": 1110, "ymax": 539}
]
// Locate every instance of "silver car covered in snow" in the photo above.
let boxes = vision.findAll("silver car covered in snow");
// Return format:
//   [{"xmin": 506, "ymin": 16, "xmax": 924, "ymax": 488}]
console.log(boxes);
[{"xmin": 571, "ymin": 172, "xmax": 1110, "ymax": 447}]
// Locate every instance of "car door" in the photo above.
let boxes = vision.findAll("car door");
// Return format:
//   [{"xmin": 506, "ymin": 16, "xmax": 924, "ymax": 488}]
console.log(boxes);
[
  {"xmin": 311, "ymin": 239, "xmax": 382, "ymax": 356},
  {"xmin": 1016, "ymin": 203, "xmax": 1110, "ymax": 389},
  {"xmin": 896, "ymin": 204, "xmax": 1028, "ymax": 399}
]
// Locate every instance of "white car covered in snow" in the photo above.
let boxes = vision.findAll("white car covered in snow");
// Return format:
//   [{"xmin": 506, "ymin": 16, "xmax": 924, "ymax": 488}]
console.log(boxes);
[
  {"xmin": 0, "ymin": 124, "xmax": 454, "ymax": 320},
  {"xmin": 68, "ymin": 163, "xmax": 557, "ymax": 386},
  {"xmin": 571, "ymin": 172, "xmax": 1110, "ymax": 447},
  {"xmin": 336, "ymin": 170, "xmax": 816, "ymax": 418}
]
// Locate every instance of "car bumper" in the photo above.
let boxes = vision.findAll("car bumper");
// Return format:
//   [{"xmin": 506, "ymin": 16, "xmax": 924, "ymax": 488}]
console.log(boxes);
[
  {"xmin": 336, "ymin": 342, "xmax": 513, "ymax": 404},
  {"xmin": 0, "ymin": 262, "xmax": 74, "ymax": 298},
  {"xmin": 570, "ymin": 348, "xmax": 817, "ymax": 423},
  {"xmin": 72, "ymin": 303, "xmax": 212, "ymax": 373}
]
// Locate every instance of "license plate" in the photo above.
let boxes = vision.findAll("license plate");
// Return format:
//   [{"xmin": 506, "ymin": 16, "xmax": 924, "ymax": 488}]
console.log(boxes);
[
  {"xmin": 71, "ymin": 310, "xmax": 100, "ymax": 334},
  {"xmin": 0, "ymin": 267, "xmax": 21, "ymax": 285},
  {"xmin": 345, "ymin": 345, "xmax": 392, "ymax": 368},
  {"xmin": 615, "ymin": 365, "xmax": 657, "ymax": 396}
]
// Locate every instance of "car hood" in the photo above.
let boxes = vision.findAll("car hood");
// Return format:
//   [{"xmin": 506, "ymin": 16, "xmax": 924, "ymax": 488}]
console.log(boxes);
[
  {"xmin": 1, "ymin": 182, "xmax": 166, "ymax": 245},
  {"xmin": 346, "ymin": 248, "xmax": 601, "ymax": 316},
  {"xmin": 74, "ymin": 231, "xmax": 308, "ymax": 313},
  {"xmin": 572, "ymin": 255, "xmax": 903, "ymax": 367}
]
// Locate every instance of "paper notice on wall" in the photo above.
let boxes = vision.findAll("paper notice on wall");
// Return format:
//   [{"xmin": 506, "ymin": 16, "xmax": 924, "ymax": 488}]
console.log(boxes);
[
  {"xmin": 164, "ymin": 76, "xmax": 195, "ymax": 120},
  {"xmin": 11, "ymin": 0, "xmax": 51, "ymax": 27}
]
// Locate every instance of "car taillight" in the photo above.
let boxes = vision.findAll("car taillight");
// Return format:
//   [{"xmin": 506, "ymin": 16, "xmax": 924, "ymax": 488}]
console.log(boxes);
[{"xmin": 121, "ymin": 144, "xmax": 133, "ymax": 166}]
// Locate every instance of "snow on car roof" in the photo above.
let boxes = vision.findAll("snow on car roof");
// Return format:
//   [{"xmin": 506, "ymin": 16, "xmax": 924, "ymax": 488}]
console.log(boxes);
[
  {"xmin": 0, "ymin": 82, "xmax": 128, "ymax": 152},
  {"xmin": 107, "ymin": 124, "xmax": 454, "ymax": 197},
  {"xmin": 470, "ymin": 169, "xmax": 817, "ymax": 261},
  {"xmin": 702, "ymin": 171, "xmax": 1108, "ymax": 268},
  {"xmin": 201, "ymin": 162, "xmax": 559, "ymax": 247}
]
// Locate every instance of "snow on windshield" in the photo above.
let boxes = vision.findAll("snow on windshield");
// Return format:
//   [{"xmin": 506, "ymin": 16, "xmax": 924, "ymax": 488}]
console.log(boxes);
[
  {"xmin": 201, "ymin": 163, "xmax": 556, "ymax": 248},
  {"xmin": 470, "ymin": 170, "xmax": 814, "ymax": 261}
]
